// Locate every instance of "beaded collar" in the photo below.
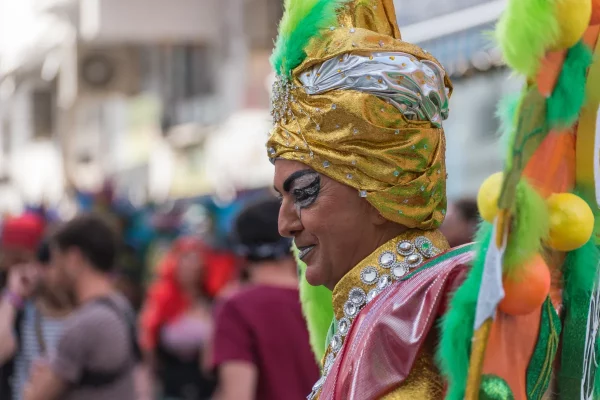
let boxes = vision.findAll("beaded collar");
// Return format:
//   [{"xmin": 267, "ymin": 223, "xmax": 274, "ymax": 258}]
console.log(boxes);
[{"xmin": 307, "ymin": 229, "xmax": 449, "ymax": 399}]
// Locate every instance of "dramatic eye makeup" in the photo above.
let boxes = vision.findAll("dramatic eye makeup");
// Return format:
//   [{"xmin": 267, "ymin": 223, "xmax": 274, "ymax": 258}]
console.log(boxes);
[{"xmin": 283, "ymin": 170, "xmax": 321, "ymax": 209}]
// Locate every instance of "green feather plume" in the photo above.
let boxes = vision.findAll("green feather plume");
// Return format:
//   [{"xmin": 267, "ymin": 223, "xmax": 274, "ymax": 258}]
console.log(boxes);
[
  {"xmin": 293, "ymin": 244, "xmax": 334, "ymax": 363},
  {"xmin": 503, "ymin": 179, "xmax": 549, "ymax": 276},
  {"xmin": 547, "ymin": 41, "xmax": 593, "ymax": 130},
  {"xmin": 495, "ymin": 0, "xmax": 559, "ymax": 77},
  {"xmin": 438, "ymin": 222, "xmax": 493, "ymax": 400},
  {"xmin": 271, "ymin": 0, "xmax": 348, "ymax": 77},
  {"xmin": 497, "ymin": 91, "xmax": 523, "ymax": 169}
]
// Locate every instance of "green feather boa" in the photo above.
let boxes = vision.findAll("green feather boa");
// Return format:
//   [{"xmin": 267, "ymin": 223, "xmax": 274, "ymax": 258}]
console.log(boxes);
[{"xmin": 293, "ymin": 244, "xmax": 333, "ymax": 363}]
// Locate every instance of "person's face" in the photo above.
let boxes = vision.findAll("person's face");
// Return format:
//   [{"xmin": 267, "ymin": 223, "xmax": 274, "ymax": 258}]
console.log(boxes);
[
  {"xmin": 49, "ymin": 246, "xmax": 79, "ymax": 293},
  {"xmin": 274, "ymin": 159, "xmax": 383, "ymax": 290},
  {"xmin": 177, "ymin": 251, "xmax": 204, "ymax": 289}
]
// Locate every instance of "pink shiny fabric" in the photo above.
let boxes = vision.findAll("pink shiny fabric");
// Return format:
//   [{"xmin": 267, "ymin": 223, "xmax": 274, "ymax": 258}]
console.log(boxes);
[{"xmin": 320, "ymin": 249, "xmax": 474, "ymax": 400}]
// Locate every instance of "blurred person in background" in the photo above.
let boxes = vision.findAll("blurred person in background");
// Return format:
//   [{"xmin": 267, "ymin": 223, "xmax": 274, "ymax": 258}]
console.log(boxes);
[
  {"xmin": 0, "ymin": 240, "xmax": 75, "ymax": 400},
  {"xmin": 0, "ymin": 214, "xmax": 46, "ymax": 288},
  {"xmin": 23, "ymin": 214, "xmax": 142, "ymax": 400},
  {"xmin": 139, "ymin": 237, "xmax": 219, "ymax": 400},
  {"xmin": 212, "ymin": 197, "xmax": 319, "ymax": 400},
  {"xmin": 440, "ymin": 198, "xmax": 479, "ymax": 247}
]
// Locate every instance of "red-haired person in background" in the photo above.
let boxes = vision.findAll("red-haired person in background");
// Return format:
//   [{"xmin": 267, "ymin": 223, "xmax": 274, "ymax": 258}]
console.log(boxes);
[
  {"xmin": 0, "ymin": 213, "xmax": 46, "ymax": 286},
  {"xmin": 140, "ymin": 237, "xmax": 234, "ymax": 400}
]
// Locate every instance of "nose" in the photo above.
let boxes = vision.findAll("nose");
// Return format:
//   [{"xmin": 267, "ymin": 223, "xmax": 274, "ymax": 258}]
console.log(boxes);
[{"xmin": 278, "ymin": 200, "xmax": 303, "ymax": 238}]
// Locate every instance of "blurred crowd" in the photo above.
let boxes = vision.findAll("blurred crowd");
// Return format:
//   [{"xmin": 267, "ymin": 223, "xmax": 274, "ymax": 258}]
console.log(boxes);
[{"xmin": 0, "ymin": 181, "xmax": 478, "ymax": 400}]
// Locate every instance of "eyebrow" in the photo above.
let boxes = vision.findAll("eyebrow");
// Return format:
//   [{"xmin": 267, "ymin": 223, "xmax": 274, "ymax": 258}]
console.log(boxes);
[{"xmin": 282, "ymin": 169, "xmax": 316, "ymax": 192}]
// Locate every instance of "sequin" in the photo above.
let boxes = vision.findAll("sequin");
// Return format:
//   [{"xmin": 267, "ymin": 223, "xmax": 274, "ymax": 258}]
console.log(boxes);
[
  {"xmin": 377, "ymin": 275, "xmax": 391, "ymax": 290},
  {"xmin": 359, "ymin": 190, "xmax": 367, "ymax": 198},
  {"xmin": 323, "ymin": 161, "xmax": 331, "ymax": 168},
  {"xmin": 393, "ymin": 170, "xmax": 400, "ymax": 177},
  {"xmin": 346, "ymin": 173, "xmax": 353, "ymax": 180},
  {"xmin": 360, "ymin": 266, "xmax": 378, "ymax": 284},
  {"xmin": 331, "ymin": 334, "xmax": 342, "ymax": 352},
  {"xmin": 313, "ymin": 376, "xmax": 325, "ymax": 391},
  {"xmin": 332, "ymin": 104, "xmax": 337, "ymax": 110},
  {"xmin": 348, "ymin": 288, "xmax": 366, "ymax": 306},
  {"xmin": 338, "ymin": 317, "xmax": 351, "ymax": 336},
  {"xmin": 344, "ymin": 301, "xmax": 358, "ymax": 318},
  {"xmin": 407, "ymin": 253, "xmax": 423, "ymax": 265},
  {"xmin": 378, "ymin": 251, "xmax": 396, "ymax": 268},
  {"xmin": 415, "ymin": 236, "xmax": 439, "ymax": 258},
  {"xmin": 392, "ymin": 263, "xmax": 409, "ymax": 279},
  {"xmin": 323, "ymin": 353, "xmax": 335, "ymax": 373},
  {"xmin": 397, "ymin": 241, "xmax": 415, "ymax": 256},
  {"xmin": 367, "ymin": 288, "xmax": 380, "ymax": 303}
]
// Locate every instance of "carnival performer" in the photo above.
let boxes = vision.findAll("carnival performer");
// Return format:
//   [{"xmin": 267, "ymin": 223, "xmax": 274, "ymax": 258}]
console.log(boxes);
[
  {"xmin": 268, "ymin": 0, "xmax": 600, "ymax": 398},
  {"xmin": 268, "ymin": 0, "xmax": 475, "ymax": 398}
]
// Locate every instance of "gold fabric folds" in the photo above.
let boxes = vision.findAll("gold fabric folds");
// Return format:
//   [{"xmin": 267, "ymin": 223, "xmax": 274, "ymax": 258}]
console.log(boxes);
[{"xmin": 267, "ymin": 0, "xmax": 452, "ymax": 229}]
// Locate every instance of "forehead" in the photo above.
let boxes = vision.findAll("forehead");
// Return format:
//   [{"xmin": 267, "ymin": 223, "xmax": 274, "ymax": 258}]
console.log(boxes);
[{"xmin": 273, "ymin": 159, "xmax": 315, "ymax": 187}]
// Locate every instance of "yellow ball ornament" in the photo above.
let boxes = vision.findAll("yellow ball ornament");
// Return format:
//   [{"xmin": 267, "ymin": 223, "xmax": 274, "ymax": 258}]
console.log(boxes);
[
  {"xmin": 552, "ymin": 0, "xmax": 593, "ymax": 50},
  {"xmin": 546, "ymin": 193, "xmax": 594, "ymax": 251},
  {"xmin": 477, "ymin": 172, "xmax": 504, "ymax": 223}
]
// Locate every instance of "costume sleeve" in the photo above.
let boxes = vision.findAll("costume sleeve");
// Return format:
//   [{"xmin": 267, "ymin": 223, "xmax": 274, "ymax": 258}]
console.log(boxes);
[
  {"xmin": 212, "ymin": 297, "xmax": 256, "ymax": 367},
  {"xmin": 438, "ymin": 263, "xmax": 469, "ymax": 316}
]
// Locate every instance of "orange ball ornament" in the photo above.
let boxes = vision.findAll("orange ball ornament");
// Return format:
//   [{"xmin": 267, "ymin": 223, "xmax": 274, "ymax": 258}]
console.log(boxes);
[{"xmin": 498, "ymin": 254, "xmax": 551, "ymax": 316}]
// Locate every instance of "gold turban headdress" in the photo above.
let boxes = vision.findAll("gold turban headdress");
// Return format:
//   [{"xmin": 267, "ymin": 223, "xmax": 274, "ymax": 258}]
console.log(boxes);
[{"xmin": 267, "ymin": 0, "xmax": 452, "ymax": 229}]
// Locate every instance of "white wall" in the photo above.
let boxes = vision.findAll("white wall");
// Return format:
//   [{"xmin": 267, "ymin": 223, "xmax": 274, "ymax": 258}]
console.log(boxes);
[
  {"xmin": 444, "ymin": 68, "xmax": 523, "ymax": 200},
  {"xmin": 80, "ymin": 0, "xmax": 220, "ymax": 43}
]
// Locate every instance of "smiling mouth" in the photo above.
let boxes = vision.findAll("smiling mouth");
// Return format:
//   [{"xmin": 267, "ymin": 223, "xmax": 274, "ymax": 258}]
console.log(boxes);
[{"xmin": 297, "ymin": 245, "xmax": 316, "ymax": 260}]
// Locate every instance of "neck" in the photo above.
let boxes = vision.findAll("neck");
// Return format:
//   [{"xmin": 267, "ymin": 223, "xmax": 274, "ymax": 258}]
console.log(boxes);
[
  {"xmin": 76, "ymin": 270, "xmax": 114, "ymax": 304},
  {"xmin": 35, "ymin": 294, "xmax": 74, "ymax": 317},
  {"xmin": 248, "ymin": 259, "xmax": 298, "ymax": 288}
]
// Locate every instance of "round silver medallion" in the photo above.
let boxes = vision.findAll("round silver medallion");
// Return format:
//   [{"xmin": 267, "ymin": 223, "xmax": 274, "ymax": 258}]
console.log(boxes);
[
  {"xmin": 366, "ymin": 288, "xmax": 380, "ymax": 303},
  {"xmin": 377, "ymin": 274, "xmax": 391, "ymax": 290},
  {"xmin": 392, "ymin": 263, "xmax": 409, "ymax": 279},
  {"xmin": 348, "ymin": 288, "xmax": 366, "ymax": 306},
  {"xmin": 397, "ymin": 240, "xmax": 415, "ymax": 256},
  {"xmin": 415, "ymin": 236, "xmax": 439, "ymax": 258},
  {"xmin": 360, "ymin": 266, "xmax": 379, "ymax": 285},
  {"xmin": 344, "ymin": 301, "xmax": 358, "ymax": 318},
  {"xmin": 378, "ymin": 251, "xmax": 396, "ymax": 268},
  {"xmin": 338, "ymin": 317, "xmax": 351, "ymax": 336},
  {"xmin": 323, "ymin": 353, "xmax": 335, "ymax": 374},
  {"xmin": 312, "ymin": 376, "xmax": 325, "ymax": 391},
  {"xmin": 331, "ymin": 334, "xmax": 342, "ymax": 353},
  {"xmin": 406, "ymin": 253, "xmax": 423, "ymax": 266}
]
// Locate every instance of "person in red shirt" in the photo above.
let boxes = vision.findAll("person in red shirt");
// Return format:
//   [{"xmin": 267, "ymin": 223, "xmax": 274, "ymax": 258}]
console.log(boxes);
[{"xmin": 212, "ymin": 197, "xmax": 319, "ymax": 400}]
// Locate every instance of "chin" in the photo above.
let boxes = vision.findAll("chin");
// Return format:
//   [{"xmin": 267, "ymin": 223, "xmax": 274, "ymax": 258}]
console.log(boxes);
[{"xmin": 304, "ymin": 264, "xmax": 327, "ymax": 287}]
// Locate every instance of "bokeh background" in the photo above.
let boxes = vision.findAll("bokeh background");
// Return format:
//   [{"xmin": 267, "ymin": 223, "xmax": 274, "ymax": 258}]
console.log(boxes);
[{"xmin": 0, "ymin": 0, "xmax": 519, "ymax": 276}]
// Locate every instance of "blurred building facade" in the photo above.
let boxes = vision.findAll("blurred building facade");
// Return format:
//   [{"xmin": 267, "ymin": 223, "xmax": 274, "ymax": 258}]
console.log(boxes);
[
  {"xmin": 0, "ymin": 0, "xmax": 515, "ymax": 214},
  {"xmin": 0, "ymin": 0, "xmax": 278, "ymax": 212}
]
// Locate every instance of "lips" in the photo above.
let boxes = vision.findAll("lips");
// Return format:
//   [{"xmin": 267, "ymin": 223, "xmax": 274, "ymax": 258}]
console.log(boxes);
[{"xmin": 297, "ymin": 245, "xmax": 316, "ymax": 261}]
